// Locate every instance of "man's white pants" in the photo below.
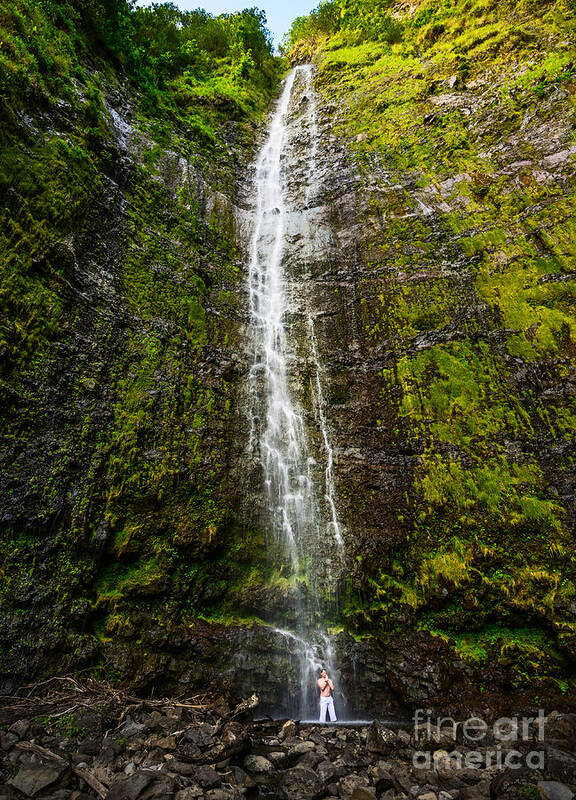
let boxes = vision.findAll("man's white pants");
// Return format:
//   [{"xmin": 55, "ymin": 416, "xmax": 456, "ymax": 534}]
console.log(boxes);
[{"xmin": 319, "ymin": 696, "xmax": 337, "ymax": 723}]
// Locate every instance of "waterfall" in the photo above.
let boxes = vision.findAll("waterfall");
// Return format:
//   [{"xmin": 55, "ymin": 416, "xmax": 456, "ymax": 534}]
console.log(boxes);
[
  {"xmin": 246, "ymin": 66, "xmax": 346, "ymax": 719},
  {"xmin": 247, "ymin": 67, "xmax": 317, "ymax": 569}
]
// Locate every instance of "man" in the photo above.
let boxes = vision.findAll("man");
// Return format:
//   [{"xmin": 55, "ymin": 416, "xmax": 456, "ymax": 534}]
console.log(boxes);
[{"xmin": 317, "ymin": 668, "xmax": 337, "ymax": 723}]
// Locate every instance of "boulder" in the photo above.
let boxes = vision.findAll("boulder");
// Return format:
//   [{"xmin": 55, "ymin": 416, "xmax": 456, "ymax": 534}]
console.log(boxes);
[
  {"xmin": 391, "ymin": 766, "xmax": 417, "ymax": 794},
  {"xmin": 490, "ymin": 768, "xmax": 543, "ymax": 800},
  {"xmin": 178, "ymin": 722, "xmax": 248, "ymax": 764},
  {"xmin": 9, "ymin": 758, "xmax": 69, "ymax": 797},
  {"xmin": 166, "ymin": 760, "xmax": 197, "ymax": 777},
  {"xmin": 208, "ymin": 722, "xmax": 250, "ymax": 763},
  {"xmin": 544, "ymin": 715, "xmax": 576, "ymax": 747},
  {"xmin": 279, "ymin": 766, "xmax": 323, "ymax": 799},
  {"xmin": 118, "ymin": 722, "xmax": 147, "ymax": 739},
  {"xmin": 9, "ymin": 720, "xmax": 30, "ymax": 739},
  {"xmin": 436, "ymin": 768, "xmax": 468, "ymax": 791},
  {"xmin": 106, "ymin": 769, "xmax": 167, "ymax": 800},
  {"xmin": 182, "ymin": 724, "xmax": 215, "ymax": 750},
  {"xmin": 289, "ymin": 740, "xmax": 317, "ymax": 757},
  {"xmin": 351, "ymin": 788, "xmax": 377, "ymax": 800},
  {"xmin": 375, "ymin": 774, "xmax": 395, "ymax": 795},
  {"xmin": 338, "ymin": 773, "xmax": 371, "ymax": 798},
  {"xmin": 243, "ymin": 754, "xmax": 274, "ymax": 775},
  {"xmin": 367, "ymin": 722, "xmax": 398, "ymax": 755},
  {"xmin": 397, "ymin": 729, "xmax": 412, "ymax": 747},
  {"xmin": 545, "ymin": 747, "xmax": 576, "ymax": 784},
  {"xmin": 79, "ymin": 738, "xmax": 102, "ymax": 756},
  {"xmin": 175, "ymin": 788, "xmax": 204, "ymax": 800},
  {"xmin": 194, "ymin": 764, "xmax": 221, "ymax": 789},
  {"xmin": 297, "ymin": 751, "xmax": 324, "ymax": 770},
  {"xmin": 538, "ymin": 782, "xmax": 574, "ymax": 800},
  {"xmin": 1, "ymin": 731, "xmax": 19, "ymax": 751},
  {"xmin": 139, "ymin": 774, "xmax": 175, "ymax": 800},
  {"xmin": 222, "ymin": 765, "xmax": 255, "ymax": 789},
  {"xmin": 280, "ymin": 720, "xmax": 297, "ymax": 740},
  {"xmin": 317, "ymin": 760, "xmax": 344, "ymax": 783},
  {"xmin": 268, "ymin": 750, "xmax": 289, "ymax": 768},
  {"xmin": 155, "ymin": 734, "xmax": 177, "ymax": 750}
]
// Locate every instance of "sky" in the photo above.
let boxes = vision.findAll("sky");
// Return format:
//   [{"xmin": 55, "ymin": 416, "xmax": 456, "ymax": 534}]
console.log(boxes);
[{"xmin": 135, "ymin": 0, "xmax": 317, "ymax": 48}]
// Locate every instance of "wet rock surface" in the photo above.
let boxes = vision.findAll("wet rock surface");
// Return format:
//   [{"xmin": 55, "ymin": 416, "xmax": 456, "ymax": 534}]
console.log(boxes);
[
  {"xmin": 2, "ymin": 4, "xmax": 576, "ymax": 720},
  {"xmin": 1, "ymin": 695, "xmax": 575, "ymax": 800}
]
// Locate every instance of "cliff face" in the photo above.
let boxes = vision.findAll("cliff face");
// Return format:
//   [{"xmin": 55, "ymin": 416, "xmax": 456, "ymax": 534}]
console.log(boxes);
[
  {"xmin": 285, "ymin": 0, "xmax": 576, "ymax": 711},
  {"xmin": 0, "ymin": 1, "xmax": 277, "ymax": 693},
  {"xmin": 1, "ymin": 0, "xmax": 576, "ymax": 716}
]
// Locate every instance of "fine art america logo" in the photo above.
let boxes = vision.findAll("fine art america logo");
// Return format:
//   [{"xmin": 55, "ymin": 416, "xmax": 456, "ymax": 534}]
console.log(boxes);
[{"xmin": 412, "ymin": 709, "xmax": 546, "ymax": 770}]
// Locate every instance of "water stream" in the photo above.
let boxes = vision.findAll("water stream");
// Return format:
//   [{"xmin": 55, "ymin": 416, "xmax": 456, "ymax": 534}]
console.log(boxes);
[{"xmin": 246, "ymin": 66, "xmax": 346, "ymax": 719}]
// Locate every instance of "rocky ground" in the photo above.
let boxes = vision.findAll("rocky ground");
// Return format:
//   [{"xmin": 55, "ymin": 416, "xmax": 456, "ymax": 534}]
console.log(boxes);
[{"xmin": 1, "ymin": 682, "xmax": 575, "ymax": 800}]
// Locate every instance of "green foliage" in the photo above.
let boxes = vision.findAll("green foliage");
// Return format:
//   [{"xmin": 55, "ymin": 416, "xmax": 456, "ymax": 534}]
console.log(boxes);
[
  {"xmin": 289, "ymin": 0, "xmax": 576, "ymax": 699},
  {"xmin": 0, "ymin": 0, "xmax": 278, "ymax": 126},
  {"xmin": 36, "ymin": 713, "xmax": 87, "ymax": 741},
  {"xmin": 286, "ymin": 0, "xmax": 403, "ymax": 55},
  {"xmin": 95, "ymin": 559, "xmax": 162, "ymax": 604},
  {"xmin": 0, "ymin": 0, "xmax": 280, "ymax": 687},
  {"xmin": 130, "ymin": 4, "xmax": 277, "ymax": 103}
]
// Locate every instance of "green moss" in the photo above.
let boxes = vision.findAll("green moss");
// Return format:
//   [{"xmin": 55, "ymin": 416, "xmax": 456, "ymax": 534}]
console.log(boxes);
[
  {"xmin": 431, "ymin": 625, "xmax": 551, "ymax": 662},
  {"xmin": 389, "ymin": 340, "xmax": 535, "ymax": 447},
  {"xmin": 294, "ymin": 0, "xmax": 576, "ymax": 699},
  {"xmin": 95, "ymin": 559, "xmax": 162, "ymax": 604},
  {"xmin": 0, "ymin": 0, "xmax": 283, "ymax": 685}
]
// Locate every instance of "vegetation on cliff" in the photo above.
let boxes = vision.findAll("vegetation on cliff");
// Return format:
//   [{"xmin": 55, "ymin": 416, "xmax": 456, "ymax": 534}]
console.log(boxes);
[
  {"xmin": 1, "ymin": 0, "xmax": 575, "ymax": 713},
  {"xmin": 0, "ymin": 0, "xmax": 278, "ymax": 690},
  {"xmin": 288, "ymin": 0, "xmax": 576, "ymax": 702}
]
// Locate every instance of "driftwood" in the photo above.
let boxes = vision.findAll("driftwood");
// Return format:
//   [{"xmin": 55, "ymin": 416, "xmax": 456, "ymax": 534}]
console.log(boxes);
[{"xmin": 0, "ymin": 674, "xmax": 213, "ymax": 721}]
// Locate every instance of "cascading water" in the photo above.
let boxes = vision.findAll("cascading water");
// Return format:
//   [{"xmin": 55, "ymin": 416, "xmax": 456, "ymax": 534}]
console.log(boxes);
[{"xmin": 247, "ymin": 66, "xmax": 347, "ymax": 720}]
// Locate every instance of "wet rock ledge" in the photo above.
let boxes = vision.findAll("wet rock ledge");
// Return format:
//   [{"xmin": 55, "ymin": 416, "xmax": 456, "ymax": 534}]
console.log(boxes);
[{"xmin": 1, "ymin": 684, "xmax": 575, "ymax": 800}]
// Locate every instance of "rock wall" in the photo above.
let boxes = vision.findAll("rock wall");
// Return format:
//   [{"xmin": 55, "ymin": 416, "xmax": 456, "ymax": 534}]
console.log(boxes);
[
  {"xmin": 0, "ymin": 6, "xmax": 271, "ymax": 696},
  {"xmin": 1, "ymin": 0, "xmax": 576, "ymax": 717},
  {"xmin": 283, "ymin": 0, "xmax": 576, "ymax": 712}
]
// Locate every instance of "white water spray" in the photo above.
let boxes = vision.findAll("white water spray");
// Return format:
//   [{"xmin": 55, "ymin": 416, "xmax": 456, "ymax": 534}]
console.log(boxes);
[{"xmin": 273, "ymin": 627, "xmax": 347, "ymax": 720}]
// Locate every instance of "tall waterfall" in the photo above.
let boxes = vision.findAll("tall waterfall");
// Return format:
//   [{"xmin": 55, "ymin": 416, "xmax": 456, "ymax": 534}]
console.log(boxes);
[{"xmin": 247, "ymin": 66, "xmax": 346, "ymax": 719}]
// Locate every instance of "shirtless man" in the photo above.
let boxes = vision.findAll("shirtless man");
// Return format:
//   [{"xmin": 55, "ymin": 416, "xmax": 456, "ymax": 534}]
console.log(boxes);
[{"xmin": 317, "ymin": 668, "xmax": 337, "ymax": 723}]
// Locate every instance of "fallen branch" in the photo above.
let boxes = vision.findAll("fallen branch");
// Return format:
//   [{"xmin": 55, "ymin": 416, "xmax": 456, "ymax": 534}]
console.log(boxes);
[{"xmin": 16, "ymin": 741, "xmax": 107, "ymax": 799}]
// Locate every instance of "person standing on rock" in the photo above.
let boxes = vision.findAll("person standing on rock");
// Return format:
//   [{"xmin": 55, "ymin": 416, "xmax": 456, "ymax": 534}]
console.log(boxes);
[{"xmin": 317, "ymin": 668, "xmax": 337, "ymax": 723}]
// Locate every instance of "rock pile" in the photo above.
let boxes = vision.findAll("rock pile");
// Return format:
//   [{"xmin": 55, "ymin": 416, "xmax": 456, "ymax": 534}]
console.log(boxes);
[{"xmin": 1, "ymin": 695, "xmax": 575, "ymax": 800}]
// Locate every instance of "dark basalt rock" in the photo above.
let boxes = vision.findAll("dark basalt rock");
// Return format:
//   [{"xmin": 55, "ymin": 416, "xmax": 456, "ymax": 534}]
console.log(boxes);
[
  {"xmin": 0, "ymin": 697, "xmax": 575, "ymax": 800},
  {"xmin": 8, "ymin": 758, "xmax": 69, "ymax": 797},
  {"xmin": 192, "ymin": 765, "xmax": 221, "ymax": 789},
  {"xmin": 106, "ymin": 771, "xmax": 159, "ymax": 800},
  {"xmin": 279, "ymin": 765, "xmax": 324, "ymax": 799},
  {"xmin": 543, "ymin": 747, "xmax": 576, "ymax": 786},
  {"xmin": 366, "ymin": 722, "xmax": 398, "ymax": 756}
]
